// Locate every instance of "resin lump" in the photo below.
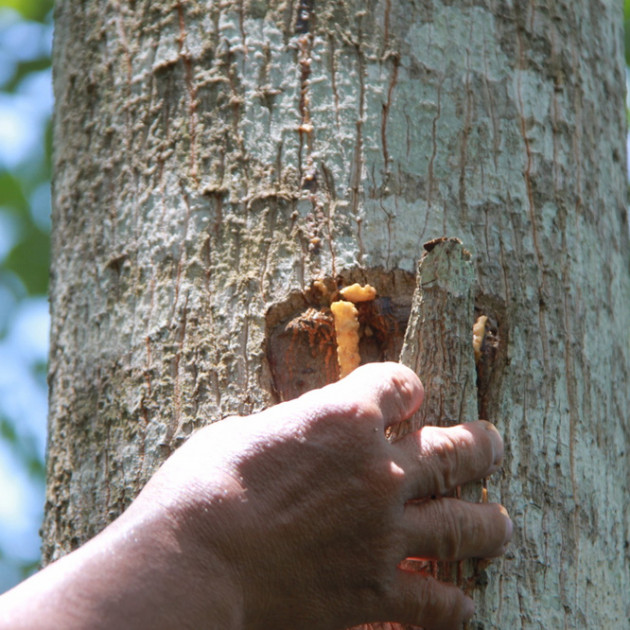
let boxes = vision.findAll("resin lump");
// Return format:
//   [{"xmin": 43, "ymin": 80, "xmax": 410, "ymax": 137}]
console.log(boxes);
[{"xmin": 330, "ymin": 283, "xmax": 377, "ymax": 378}]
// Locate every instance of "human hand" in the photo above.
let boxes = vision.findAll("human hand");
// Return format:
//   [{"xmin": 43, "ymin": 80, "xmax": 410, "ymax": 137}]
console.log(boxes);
[
  {"xmin": 136, "ymin": 361, "xmax": 511, "ymax": 630},
  {"xmin": 0, "ymin": 362, "xmax": 511, "ymax": 630}
]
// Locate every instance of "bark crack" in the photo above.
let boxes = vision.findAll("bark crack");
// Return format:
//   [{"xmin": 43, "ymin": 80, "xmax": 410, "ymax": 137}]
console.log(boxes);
[
  {"xmin": 515, "ymin": 24, "xmax": 551, "ymax": 380},
  {"xmin": 422, "ymin": 74, "xmax": 443, "ymax": 240},
  {"xmin": 171, "ymin": 183, "xmax": 193, "ymax": 326},
  {"xmin": 380, "ymin": 52, "xmax": 400, "ymax": 184},
  {"xmin": 114, "ymin": 1, "xmax": 133, "ymax": 93},
  {"xmin": 328, "ymin": 34, "xmax": 341, "ymax": 130},
  {"xmin": 321, "ymin": 164, "xmax": 339, "ymax": 276},
  {"xmin": 457, "ymin": 22, "xmax": 475, "ymax": 232},
  {"xmin": 176, "ymin": 1, "xmax": 199, "ymax": 182},
  {"xmin": 171, "ymin": 291, "xmax": 189, "ymax": 443},
  {"xmin": 349, "ymin": 30, "xmax": 366, "ymax": 264},
  {"xmin": 297, "ymin": 28, "xmax": 315, "ymax": 183},
  {"xmin": 381, "ymin": 0, "xmax": 391, "ymax": 57}
]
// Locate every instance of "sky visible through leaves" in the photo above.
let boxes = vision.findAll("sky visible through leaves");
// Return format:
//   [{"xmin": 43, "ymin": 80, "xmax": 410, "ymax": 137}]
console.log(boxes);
[
  {"xmin": 0, "ymin": 0, "xmax": 628, "ymax": 595},
  {"xmin": 0, "ymin": 0, "xmax": 52, "ymax": 592}
]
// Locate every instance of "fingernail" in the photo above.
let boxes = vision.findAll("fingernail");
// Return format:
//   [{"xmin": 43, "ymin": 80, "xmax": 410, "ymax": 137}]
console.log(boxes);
[
  {"xmin": 463, "ymin": 596, "xmax": 475, "ymax": 620},
  {"xmin": 500, "ymin": 505, "xmax": 513, "ymax": 544}
]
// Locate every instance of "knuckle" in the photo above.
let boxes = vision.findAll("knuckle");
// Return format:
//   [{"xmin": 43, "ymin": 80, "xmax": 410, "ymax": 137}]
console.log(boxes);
[
  {"xmin": 433, "ymin": 501, "xmax": 464, "ymax": 560},
  {"xmin": 425, "ymin": 434, "xmax": 462, "ymax": 494},
  {"xmin": 352, "ymin": 562, "xmax": 400, "ymax": 617}
]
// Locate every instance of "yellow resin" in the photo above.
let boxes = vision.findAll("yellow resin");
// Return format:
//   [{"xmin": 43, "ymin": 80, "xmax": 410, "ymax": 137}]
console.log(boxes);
[
  {"xmin": 339, "ymin": 283, "xmax": 377, "ymax": 303},
  {"xmin": 473, "ymin": 315, "xmax": 488, "ymax": 362},
  {"xmin": 330, "ymin": 300, "xmax": 360, "ymax": 378}
]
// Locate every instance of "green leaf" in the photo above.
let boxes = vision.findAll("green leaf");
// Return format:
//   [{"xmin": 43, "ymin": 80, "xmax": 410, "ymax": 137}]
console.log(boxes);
[
  {"xmin": 0, "ymin": 415, "xmax": 18, "ymax": 444},
  {"xmin": 27, "ymin": 456, "xmax": 45, "ymax": 480},
  {"xmin": 0, "ymin": 0, "xmax": 53, "ymax": 22},
  {"xmin": 3, "ymin": 226, "xmax": 50, "ymax": 295},
  {"xmin": 0, "ymin": 171, "xmax": 28, "ymax": 213},
  {"xmin": 2, "ymin": 57, "xmax": 51, "ymax": 93},
  {"xmin": 0, "ymin": 415, "xmax": 45, "ymax": 484}
]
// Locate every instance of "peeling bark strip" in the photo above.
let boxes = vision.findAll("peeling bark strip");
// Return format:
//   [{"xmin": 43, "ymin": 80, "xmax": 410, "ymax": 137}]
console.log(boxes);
[
  {"xmin": 397, "ymin": 238, "xmax": 489, "ymax": 605},
  {"xmin": 397, "ymin": 237, "xmax": 477, "ymax": 434},
  {"xmin": 353, "ymin": 239, "xmax": 482, "ymax": 630}
]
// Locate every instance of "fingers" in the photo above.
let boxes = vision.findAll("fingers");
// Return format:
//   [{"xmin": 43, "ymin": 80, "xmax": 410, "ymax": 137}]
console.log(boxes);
[
  {"xmin": 306, "ymin": 362, "xmax": 425, "ymax": 430},
  {"xmin": 396, "ymin": 420, "xmax": 504, "ymax": 499},
  {"xmin": 341, "ymin": 362, "xmax": 424, "ymax": 428},
  {"xmin": 381, "ymin": 570, "xmax": 474, "ymax": 630},
  {"xmin": 402, "ymin": 498, "xmax": 513, "ymax": 561}
]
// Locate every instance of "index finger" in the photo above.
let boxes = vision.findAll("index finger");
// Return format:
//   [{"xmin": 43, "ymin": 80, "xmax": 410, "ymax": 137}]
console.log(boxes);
[
  {"xmin": 330, "ymin": 362, "xmax": 425, "ymax": 429},
  {"xmin": 395, "ymin": 420, "xmax": 504, "ymax": 500}
]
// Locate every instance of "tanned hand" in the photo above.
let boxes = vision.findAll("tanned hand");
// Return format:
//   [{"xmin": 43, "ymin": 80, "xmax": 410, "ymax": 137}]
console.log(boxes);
[{"xmin": 0, "ymin": 362, "xmax": 511, "ymax": 630}]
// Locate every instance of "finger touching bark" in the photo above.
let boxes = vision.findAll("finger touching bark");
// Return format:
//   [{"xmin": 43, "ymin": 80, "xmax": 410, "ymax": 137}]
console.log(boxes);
[
  {"xmin": 378, "ymin": 571, "xmax": 475, "ymax": 630},
  {"xmin": 402, "ymin": 498, "xmax": 513, "ymax": 561},
  {"xmin": 397, "ymin": 420, "xmax": 504, "ymax": 499}
]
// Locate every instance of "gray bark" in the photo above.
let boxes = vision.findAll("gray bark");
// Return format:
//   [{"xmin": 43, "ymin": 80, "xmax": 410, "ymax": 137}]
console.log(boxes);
[{"xmin": 46, "ymin": 0, "xmax": 630, "ymax": 627}]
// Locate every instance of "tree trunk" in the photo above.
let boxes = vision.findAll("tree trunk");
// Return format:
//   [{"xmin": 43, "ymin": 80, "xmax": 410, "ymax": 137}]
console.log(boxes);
[{"xmin": 45, "ymin": 0, "xmax": 630, "ymax": 627}]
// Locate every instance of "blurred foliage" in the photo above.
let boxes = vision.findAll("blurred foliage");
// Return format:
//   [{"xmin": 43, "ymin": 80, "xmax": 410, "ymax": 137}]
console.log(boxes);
[
  {"xmin": 0, "ymin": 0, "xmax": 52, "ymax": 589},
  {"xmin": 0, "ymin": 0, "xmax": 52, "ymax": 300},
  {"xmin": 0, "ymin": 0, "xmax": 52, "ymax": 22},
  {"xmin": 0, "ymin": 414, "xmax": 45, "ymax": 480},
  {"xmin": 0, "ymin": 169, "xmax": 50, "ymax": 297}
]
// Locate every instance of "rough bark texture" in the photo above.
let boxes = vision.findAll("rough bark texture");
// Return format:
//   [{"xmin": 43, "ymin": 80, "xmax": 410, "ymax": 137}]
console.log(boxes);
[
  {"xmin": 398, "ymin": 238, "xmax": 477, "ymax": 431},
  {"xmin": 46, "ymin": 0, "xmax": 630, "ymax": 627}
]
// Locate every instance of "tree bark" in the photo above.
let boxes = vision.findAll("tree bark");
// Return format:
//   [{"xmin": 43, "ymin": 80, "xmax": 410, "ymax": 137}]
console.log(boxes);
[{"xmin": 46, "ymin": 0, "xmax": 630, "ymax": 627}]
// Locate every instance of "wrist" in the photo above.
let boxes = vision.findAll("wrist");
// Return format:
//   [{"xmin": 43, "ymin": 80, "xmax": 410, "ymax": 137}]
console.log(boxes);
[
  {"xmin": 110, "ymin": 489, "xmax": 245, "ymax": 630},
  {"xmin": 0, "ymin": 491, "xmax": 244, "ymax": 630}
]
